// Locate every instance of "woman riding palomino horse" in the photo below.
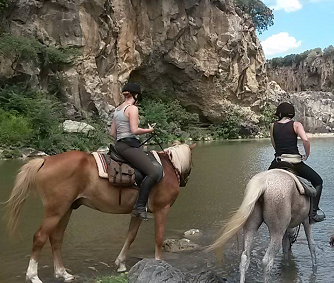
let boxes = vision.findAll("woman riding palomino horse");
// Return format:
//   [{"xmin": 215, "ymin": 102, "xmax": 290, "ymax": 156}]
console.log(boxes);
[
  {"xmin": 111, "ymin": 82, "xmax": 159, "ymax": 220},
  {"xmin": 5, "ymin": 83, "xmax": 195, "ymax": 283},
  {"xmin": 269, "ymin": 102, "xmax": 325, "ymax": 223}
]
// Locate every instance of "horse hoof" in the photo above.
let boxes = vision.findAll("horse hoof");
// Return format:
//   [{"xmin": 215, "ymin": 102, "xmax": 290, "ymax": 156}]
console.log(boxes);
[
  {"xmin": 26, "ymin": 275, "xmax": 43, "ymax": 283},
  {"xmin": 55, "ymin": 271, "xmax": 75, "ymax": 282},
  {"xmin": 117, "ymin": 265, "xmax": 127, "ymax": 273},
  {"xmin": 115, "ymin": 258, "xmax": 127, "ymax": 273},
  {"xmin": 64, "ymin": 276, "xmax": 75, "ymax": 282},
  {"xmin": 312, "ymin": 264, "xmax": 318, "ymax": 274}
]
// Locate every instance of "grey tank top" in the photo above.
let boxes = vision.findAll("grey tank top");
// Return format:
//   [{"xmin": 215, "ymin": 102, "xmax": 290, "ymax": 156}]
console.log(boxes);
[{"xmin": 113, "ymin": 104, "xmax": 138, "ymax": 141}]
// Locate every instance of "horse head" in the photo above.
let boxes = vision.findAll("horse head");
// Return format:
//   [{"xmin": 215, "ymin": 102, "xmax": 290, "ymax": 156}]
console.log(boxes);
[{"xmin": 164, "ymin": 143, "xmax": 196, "ymax": 187}]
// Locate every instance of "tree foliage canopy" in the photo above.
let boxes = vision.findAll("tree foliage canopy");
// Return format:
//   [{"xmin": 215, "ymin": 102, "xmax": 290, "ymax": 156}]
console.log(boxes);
[
  {"xmin": 0, "ymin": 34, "xmax": 79, "ymax": 66},
  {"xmin": 234, "ymin": 0, "xmax": 274, "ymax": 34},
  {"xmin": 0, "ymin": 0, "xmax": 8, "ymax": 14},
  {"xmin": 270, "ymin": 47, "xmax": 326, "ymax": 68}
]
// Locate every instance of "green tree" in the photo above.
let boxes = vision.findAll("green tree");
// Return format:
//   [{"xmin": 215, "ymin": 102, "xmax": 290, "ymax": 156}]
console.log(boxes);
[
  {"xmin": 234, "ymin": 0, "xmax": 274, "ymax": 34},
  {"xmin": 0, "ymin": 0, "xmax": 8, "ymax": 14},
  {"xmin": 0, "ymin": 34, "xmax": 79, "ymax": 68},
  {"xmin": 139, "ymin": 91, "xmax": 200, "ymax": 142},
  {"xmin": 0, "ymin": 109, "xmax": 32, "ymax": 146},
  {"xmin": 323, "ymin": 45, "xmax": 334, "ymax": 59}
]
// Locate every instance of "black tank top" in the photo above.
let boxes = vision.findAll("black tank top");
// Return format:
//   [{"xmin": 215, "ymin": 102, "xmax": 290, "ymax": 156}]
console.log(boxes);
[{"xmin": 273, "ymin": 120, "xmax": 299, "ymax": 157}]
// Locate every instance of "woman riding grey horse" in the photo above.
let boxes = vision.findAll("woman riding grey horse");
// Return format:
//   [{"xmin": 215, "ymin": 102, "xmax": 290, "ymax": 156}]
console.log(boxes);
[{"xmin": 268, "ymin": 102, "xmax": 325, "ymax": 224}]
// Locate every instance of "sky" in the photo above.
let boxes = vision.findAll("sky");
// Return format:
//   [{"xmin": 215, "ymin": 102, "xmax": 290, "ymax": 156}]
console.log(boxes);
[{"xmin": 258, "ymin": 0, "xmax": 334, "ymax": 59}]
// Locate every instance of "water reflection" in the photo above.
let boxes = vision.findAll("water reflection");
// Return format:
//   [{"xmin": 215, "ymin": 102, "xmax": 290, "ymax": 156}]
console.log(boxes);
[{"xmin": 0, "ymin": 138, "xmax": 333, "ymax": 283}]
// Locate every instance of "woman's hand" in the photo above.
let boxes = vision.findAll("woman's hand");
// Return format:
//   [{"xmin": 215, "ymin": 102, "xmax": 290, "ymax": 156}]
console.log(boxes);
[
  {"xmin": 301, "ymin": 154, "xmax": 308, "ymax": 161},
  {"xmin": 148, "ymin": 123, "xmax": 156, "ymax": 133}
]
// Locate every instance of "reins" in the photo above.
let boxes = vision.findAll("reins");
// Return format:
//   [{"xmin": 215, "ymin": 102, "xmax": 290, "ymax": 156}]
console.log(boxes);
[{"xmin": 139, "ymin": 130, "xmax": 190, "ymax": 186}]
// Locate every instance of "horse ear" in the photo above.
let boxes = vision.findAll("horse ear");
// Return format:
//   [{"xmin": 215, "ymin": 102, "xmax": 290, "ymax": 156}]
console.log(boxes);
[{"xmin": 189, "ymin": 143, "xmax": 197, "ymax": 150}]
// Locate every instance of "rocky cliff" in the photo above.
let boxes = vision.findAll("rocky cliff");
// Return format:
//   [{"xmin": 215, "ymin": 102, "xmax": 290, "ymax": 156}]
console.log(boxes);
[
  {"xmin": 267, "ymin": 81, "xmax": 334, "ymax": 133},
  {"xmin": 266, "ymin": 48, "xmax": 334, "ymax": 133},
  {"xmin": 267, "ymin": 51, "xmax": 334, "ymax": 93},
  {"xmin": 0, "ymin": 0, "xmax": 267, "ymax": 123}
]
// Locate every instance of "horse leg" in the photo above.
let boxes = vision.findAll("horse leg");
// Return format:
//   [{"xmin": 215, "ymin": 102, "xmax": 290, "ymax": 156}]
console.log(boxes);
[
  {"xmin": 262, "ymin": 232, "xmax": 284, "ymax": 283},
  {"xmin": 282, "ymin": 228, "xmax": 294, "ymax": 260},
  {"xmin": 240, "ymin": 202, "xmax": 262, "ymax": 283},
  {"xmin": 154, "ymin": 206, "xmax": 170, "ymax": 260},
  {"xmin": 115, "ymin": 216, "xmax": 142, "ymax": 272},
  {"xmin": 49, "ymin": 209, "xmax": 74, "ymax": 282},
  {"xmin": 26, "ymin": 214, "xmax": 64, "ymax": 283},
  {"xmin": 303, "ymin": 219, "xmax": 317, "ymax": 272}
]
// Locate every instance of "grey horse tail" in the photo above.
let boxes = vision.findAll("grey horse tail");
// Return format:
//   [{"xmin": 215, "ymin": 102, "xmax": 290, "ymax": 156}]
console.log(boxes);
[{"xmin": 207, "ymin": 173, "xmax": 267, "ymax": 256}]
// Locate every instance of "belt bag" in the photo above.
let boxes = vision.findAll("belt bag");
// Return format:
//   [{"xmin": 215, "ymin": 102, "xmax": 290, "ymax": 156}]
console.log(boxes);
[{"xmin": 276, "ymin": 154, "xmax": 302, "ymax": 164}]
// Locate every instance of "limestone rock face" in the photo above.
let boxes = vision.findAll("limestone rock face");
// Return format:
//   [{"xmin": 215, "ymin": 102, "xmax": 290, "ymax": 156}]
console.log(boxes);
[
  {"xmin": 267, "ymin": 53, "xmax": 334, "ymax": 93},
  {"xmin": 266, "ymin": 84, "xmax": 334, "ymax": 133},
  {"xmin": 289, "ymin": 91, "xmax": 334, "ymax": 133},
  {"xmin": 1, "ymin": 0, "xmax": 267, "ymax": 122}
]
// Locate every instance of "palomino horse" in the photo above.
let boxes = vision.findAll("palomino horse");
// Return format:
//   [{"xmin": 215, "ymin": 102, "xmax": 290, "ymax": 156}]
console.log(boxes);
[
  {"xmin": 6, "ymin": 143, "xmax": 195, "ymax": 283},
  {"xmin": 209, "ymin": 169, "xmax": 316, "ymax": 283}
]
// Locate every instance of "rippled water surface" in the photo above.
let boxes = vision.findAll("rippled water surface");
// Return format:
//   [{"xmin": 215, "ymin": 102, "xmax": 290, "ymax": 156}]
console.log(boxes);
[{"xmin": 0, "ymin": 138, "xmax": 333, "ymax": 282}]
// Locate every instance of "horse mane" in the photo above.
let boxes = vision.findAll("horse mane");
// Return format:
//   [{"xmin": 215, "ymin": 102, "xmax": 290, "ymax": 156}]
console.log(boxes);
[{"xmin": 163, "ymin": 143, "xmax": 191, "ymax": 175}]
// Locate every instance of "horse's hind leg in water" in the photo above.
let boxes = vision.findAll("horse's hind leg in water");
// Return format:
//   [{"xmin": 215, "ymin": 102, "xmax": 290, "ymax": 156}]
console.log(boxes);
[
  {"xmin": 49, "ymin": 209, "xmax": 75, "ymax": 281},
  {"xmin": 26, "ymin": 206, "xmax": 73, "ymax": 283},
  {"xmin": 240, "ymin": 202, "xmax": 263, "ymax": 283},
  {"xmin": 262, "ymin": 196, "xmax": 291, "ymax": 282}
]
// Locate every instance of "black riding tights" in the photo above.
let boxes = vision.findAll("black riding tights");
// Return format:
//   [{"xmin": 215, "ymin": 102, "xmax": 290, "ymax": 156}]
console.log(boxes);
[
  {"xmin": 115, "ymin": 139, "xmax": 161, "ymax": 210},
  {"xmin": 268, "ymin": 160, "xmax": 323, "ymax": 187}
]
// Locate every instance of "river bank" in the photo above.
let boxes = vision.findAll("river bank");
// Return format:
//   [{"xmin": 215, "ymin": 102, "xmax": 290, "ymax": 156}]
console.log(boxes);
[{"xmin": 1, "ymin": 131, "xmax": 333, "ymax": 160}]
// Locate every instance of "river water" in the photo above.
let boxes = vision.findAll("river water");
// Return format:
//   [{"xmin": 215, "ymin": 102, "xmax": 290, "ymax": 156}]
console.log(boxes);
[{"xmin": 0, "ymin": 138, "xmax": 333, "ymax": 283}]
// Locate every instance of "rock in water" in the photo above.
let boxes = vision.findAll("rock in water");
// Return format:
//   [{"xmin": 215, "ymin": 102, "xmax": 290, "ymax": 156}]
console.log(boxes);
[
  {"xmin": 163, "ymin": 238, "xmax": 199, "ymax": 252},
  {"xmin": 128, "ymin": 258, "xmax": 227, "ymax": 283}
]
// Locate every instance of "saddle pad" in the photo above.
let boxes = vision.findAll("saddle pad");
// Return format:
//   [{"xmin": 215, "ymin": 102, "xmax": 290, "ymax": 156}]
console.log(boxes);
[
  {"xmin": 93, "ymin": 152, "xmax": 108, "ymax": 178},
  {"xmin": 92, "ymin": 150, "xmax": 163, "ymax": 179},
  {"xmin": 271, "ymin": 169, "xmax": 316, "ymax": 197}
]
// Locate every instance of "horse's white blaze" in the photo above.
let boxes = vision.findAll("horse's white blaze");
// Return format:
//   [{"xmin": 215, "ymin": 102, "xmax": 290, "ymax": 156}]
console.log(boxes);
[
  {"xmin": 26, "ymin": 259, "xmax": 43, "ymax": 283},
  {"xmin": 165, "ymin": 144, "xmax": 191, "ymax": 175}
]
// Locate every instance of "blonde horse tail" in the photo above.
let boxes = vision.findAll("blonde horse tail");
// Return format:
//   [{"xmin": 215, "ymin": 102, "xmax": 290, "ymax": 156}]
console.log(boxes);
[
  {"xmin": 6, "ymin": 158, "xmax": 45, "ymax": 235},
  {"xmin": 208, "ymin": 173, "xmax": 267, "ymax": 256}
]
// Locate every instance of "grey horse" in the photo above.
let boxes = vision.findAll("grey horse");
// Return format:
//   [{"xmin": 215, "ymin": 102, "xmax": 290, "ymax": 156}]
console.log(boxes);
[{"xmin": 209, "ymin": 169, "xmax": 316, "ymax": 283}]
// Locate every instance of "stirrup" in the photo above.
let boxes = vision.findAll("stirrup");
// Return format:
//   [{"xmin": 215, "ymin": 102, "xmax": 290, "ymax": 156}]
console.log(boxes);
[
  {"xmin": 131, "ymin": 207, "xmax": 150, "ymax": 221},
  {"xmin": 310, "ymin": 209, "xmax": 326, "ymax": 224}
]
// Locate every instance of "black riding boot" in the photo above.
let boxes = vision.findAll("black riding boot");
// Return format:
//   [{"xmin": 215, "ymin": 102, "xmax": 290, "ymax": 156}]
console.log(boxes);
[
  {"xmin": 132, "ymin": 175, "xmax": 156, "ymax": 220},
  {"xmin": 310, "ymin": 184, "xmax": 325, "ymax": 223}
]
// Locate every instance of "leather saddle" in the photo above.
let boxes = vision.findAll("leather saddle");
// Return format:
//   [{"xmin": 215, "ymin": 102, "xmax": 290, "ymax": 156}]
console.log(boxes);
[{"xmin": 107, "ymin": 144, "xmax": 163, "ymax": 188}]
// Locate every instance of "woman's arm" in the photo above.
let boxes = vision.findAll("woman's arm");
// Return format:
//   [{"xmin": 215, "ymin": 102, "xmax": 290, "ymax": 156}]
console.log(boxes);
[
  {"xmin": 127, "ymin": 106, "xmax": 154, "ymax": 135},
  {"xmin": 110, "ymin": 118, "xmax": 117, "ymax": 139},
  {"xmin": 294, "ymin": 121, "xmax": 310, "ymax": 158},
  {"xmin": 270, "ymin": 123, "xmax": 276, "ymax": 149}
]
